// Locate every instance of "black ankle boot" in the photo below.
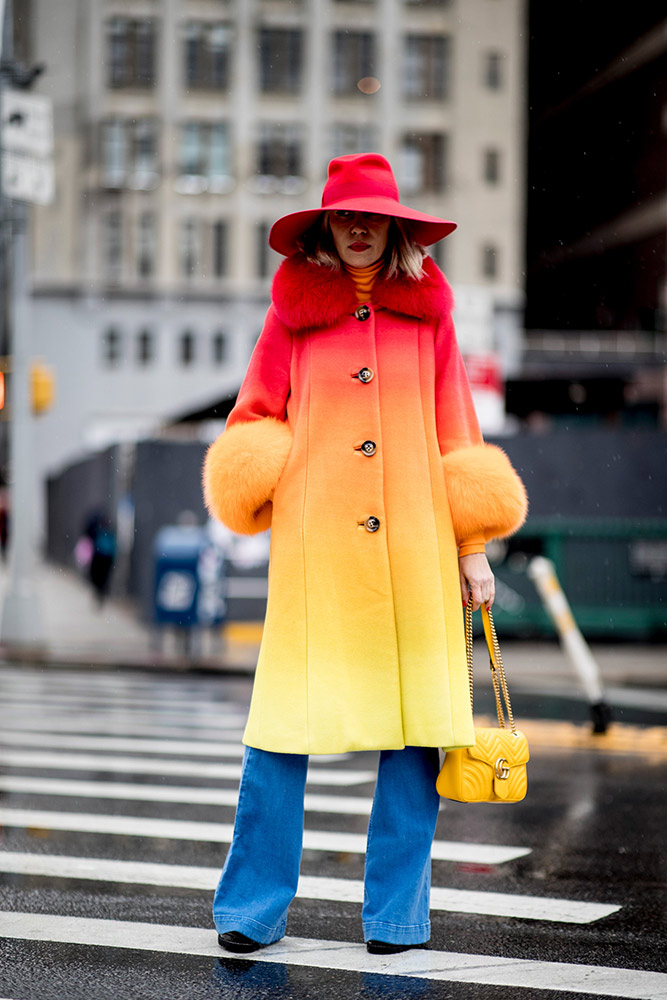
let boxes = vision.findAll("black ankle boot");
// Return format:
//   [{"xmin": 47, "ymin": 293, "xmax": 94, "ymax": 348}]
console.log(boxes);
[
  {"xmin": 218, "ymin": 931, "xmax": 265, "ymax": 953},
  {"xmin": 366, "ymin": 940, "xmax": 427, "ymax": 955}
]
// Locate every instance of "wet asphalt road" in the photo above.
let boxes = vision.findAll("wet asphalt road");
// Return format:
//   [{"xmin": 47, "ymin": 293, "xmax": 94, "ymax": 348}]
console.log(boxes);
[{"xmin": 0, "ymin": 662, "xmax": 665, "ymax": 1000}]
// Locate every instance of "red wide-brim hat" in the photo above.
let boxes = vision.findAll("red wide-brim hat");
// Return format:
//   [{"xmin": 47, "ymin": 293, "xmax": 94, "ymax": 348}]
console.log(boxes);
[{"xmin": 269, "ymin": 152, "xmax": 457, "ymax": 257}]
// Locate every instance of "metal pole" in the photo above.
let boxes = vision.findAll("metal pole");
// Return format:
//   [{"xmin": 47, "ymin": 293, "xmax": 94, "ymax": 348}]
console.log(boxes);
[
  {"xmin": 0, "ymin": 0, "xmax": 45, "ymax": 653},
  {"xmin": 0, "ymin": 199, "xmax": 45, "ymax": 651},
  {"xmin": 527, "ymin": 556, "xmax": 611, "ymax": 734}
]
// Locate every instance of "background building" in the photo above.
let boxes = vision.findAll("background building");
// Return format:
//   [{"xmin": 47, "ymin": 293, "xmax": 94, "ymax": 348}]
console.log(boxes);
[
  {"xmin": 518, "ymin": 2, "xmax": 667, "ymax": 427},
  {"xmin": 17, "ymin": 0, "xmax": 526, "ymax": 500}
]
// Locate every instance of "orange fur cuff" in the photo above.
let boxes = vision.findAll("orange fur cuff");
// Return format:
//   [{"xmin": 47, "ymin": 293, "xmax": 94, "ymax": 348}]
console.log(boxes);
[
  {"xmin": 202, "ymin": 418, "xmax": 293, "ymax": 535},
  {"xmin": 442, "ymin": 444, "xmax": 528, "ymax": 543}
]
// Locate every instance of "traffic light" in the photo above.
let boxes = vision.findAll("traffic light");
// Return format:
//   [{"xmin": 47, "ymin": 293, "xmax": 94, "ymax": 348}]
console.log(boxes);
[
  {"xmin": 0, "ymin": 357, "xmax": 9, "ymax": 413},
  {"xmin": 30, "ymin": 360, "xmax": 55, "ymax": 414}
]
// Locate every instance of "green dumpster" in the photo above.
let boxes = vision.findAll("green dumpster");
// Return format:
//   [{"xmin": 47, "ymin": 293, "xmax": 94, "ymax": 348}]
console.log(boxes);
[{"xmin": 489, "ymin": 518, "xmax": 667, "ymax": 640}]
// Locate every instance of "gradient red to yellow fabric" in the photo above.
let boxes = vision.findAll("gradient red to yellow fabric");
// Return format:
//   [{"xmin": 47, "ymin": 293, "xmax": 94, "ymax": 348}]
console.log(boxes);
[{"xmin": 203, "ymin": 256, "xmax": 527, "ymax": 754}]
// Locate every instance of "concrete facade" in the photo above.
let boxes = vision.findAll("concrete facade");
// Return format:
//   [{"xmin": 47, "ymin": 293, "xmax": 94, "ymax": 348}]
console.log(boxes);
[{"xmin": 27, "ymin": 0, "xmax": 527, "ymax": 484}]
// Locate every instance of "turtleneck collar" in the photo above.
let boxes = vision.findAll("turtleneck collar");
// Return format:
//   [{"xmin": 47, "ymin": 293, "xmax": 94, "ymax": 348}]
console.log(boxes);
[
  {"xmin": 271, "ymin": 254, "xmax": 453, "ymax": 331},
  {"xmin": 343, "ymin": 258, "xmax": 386, "ymax": 303}
]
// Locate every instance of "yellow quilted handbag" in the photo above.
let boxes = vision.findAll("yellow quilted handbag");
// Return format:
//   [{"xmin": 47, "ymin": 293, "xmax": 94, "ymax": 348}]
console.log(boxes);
[{"xmin": 437, "ymin": 603, "xmax": 529, "ymax": 803}]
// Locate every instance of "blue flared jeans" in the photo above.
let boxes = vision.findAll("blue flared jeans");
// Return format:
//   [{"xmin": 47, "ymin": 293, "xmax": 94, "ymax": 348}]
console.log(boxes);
[{"xmin": 212, "ymin": 744, "xmax": 441, "ymax": 945}]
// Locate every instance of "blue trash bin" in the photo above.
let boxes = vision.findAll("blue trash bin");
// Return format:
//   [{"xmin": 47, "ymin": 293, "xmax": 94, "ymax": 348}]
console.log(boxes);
[{"xmin": 153, "ymin": 525, "xmax": 226, "ymax": 629}]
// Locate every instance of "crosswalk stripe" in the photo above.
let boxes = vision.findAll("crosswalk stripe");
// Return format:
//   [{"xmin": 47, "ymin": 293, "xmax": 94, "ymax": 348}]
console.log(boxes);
[
  {"xmin": 0, "ymin": 698, "xmax": 246, "ymax": 720},
  {"xmin": 0, "ymin": 703, "xmax": 245, "ymax": 724},
  {"xmin": 0, "ymin": 730, "xmax": 251, "ymax": 757},
  {"xmin": 0, "ymin": 690, "xmax": 244, "ymax": 713},
  {"xmin": 0, "ymin": 912, "xmax": 660, "ymax": 997},
  {"xmin": 0, "ymin": 749, "xmax": 375, "ymax": 786},
  {"xmin": 0, "ymin": 717, "xmax": 248, "ymax": 741},
  {"xmin": 0, "ymin": 852, "xmax": 620, "ymax": 925},
  {"xmin": 5, "ymin": 695, "xmax": 666, "ymax": 757},
  {"xmin": 0, "ymin": 775, "xmax": 374, "ymax": 816},
  {"xmin": 0, "ymin": 665, "xmax": 185, "ymax": 687},
  {"xmin": 0, "ymin": 725, "xmax": 351, "ymax": 764},
  {"xmin": 0, "ymin": 808, "xmax": 530, "ymax": 864},
  {"xmin": 0, "ymin": 731, "xmax": 339, "ymax": 761}
]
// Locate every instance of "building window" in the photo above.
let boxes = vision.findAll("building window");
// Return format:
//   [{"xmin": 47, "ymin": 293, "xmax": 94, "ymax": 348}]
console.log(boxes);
[
  {"xmin": 101, "ymin": 120, "xmax": 126, "ymax": 187},
  {"xmin": 483, "ymin": 148, "xmax": 501, "ymax": 184},
  {"xmin": 256, "ymin": 222, "xmax": 270, "ymax": 278},
  {"xmin": 430, "ymin": 240, "xmax": 447, "ymax": 272},
  {"xmin": 178, "ymin": 121, "xmax": 232, "ymax": 190},
  {"xmin": 256, "ymin": 122, "xmax": 303, "ymax": 180},
  {"xmin": 102, "ymin": 327, "xmax": 123, "ymax": 367},
  {"xmin": 212, "ymin": 220, "xmax": 228, "ymax": 278},
  {"xmin": 482, "ymin": 243, "xmax": 499, "ymax": 278},
  {"xmin": 180, "ymin": 330, "xmax": 196, "ymax": 365},
  {"xmin": 403, "ymin": 36, "xmax": 450, "ymax": 100},
  {"xmin": 484, "ymin": 51, "xmax": 503, "ymax": 90},
  {"xmin": 399, "ymin": 134, "xmax": 446, "ymax": 194},
  {"xmin": 102, "ymin": 210, "xmax": 123, "ymax": 281},
  {"xmin": 211, "ymin": 330, "xmax": 227, "ymax": 365},
  {"xmin": 137, "ymin": 329, "xmax": 154, "ymax": 365},
  {"xmin": 258, "ymin": 28, "xmax": 302, "ymax": 93},
  {"xmin": 208, "ymin": 124, "xmax": 232, "ymax": 184},
  {"xmin": 180, "ymin": 122, "xmax": 203, "ymax": 176},
  {"xmin": 179, "ymin": 218, "xmax": 200, "ymax": 278},
  {"xmin": 133, "ymin": 119, "xmax": 158, "ymax": 185},
  {"xmin": 101, "ymin": 118, "xmax": 158, "ymax": 189},
  {"xmin": 107, "ymin": 18, "xmax": 156, "ymax": 89},
  {"xmin": 184, "ymin": 21, "xmax": 232, "ymax": 91},
  {"xmin": 330, "ymin": 123, "xmax": 376, "ymax": 160},
  {"xmin": 136, "ymin": 212, "xmax": 156, "ymax": 279},
  {"xmin": 332, "ymin": 31, "xmax": 375, "ymax": 96}
]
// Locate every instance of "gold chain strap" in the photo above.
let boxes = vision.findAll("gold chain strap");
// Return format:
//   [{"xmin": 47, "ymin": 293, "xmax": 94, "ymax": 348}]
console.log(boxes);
[{"xmin": 464, "ymin": 601, "xmax": 518, "ymax": 736}]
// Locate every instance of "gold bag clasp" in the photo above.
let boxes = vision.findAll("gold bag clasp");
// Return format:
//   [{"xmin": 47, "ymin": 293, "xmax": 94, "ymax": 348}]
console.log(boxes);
[{"xmin": 494, "ymin": 756, "xmax": 510, "ymax": 780}]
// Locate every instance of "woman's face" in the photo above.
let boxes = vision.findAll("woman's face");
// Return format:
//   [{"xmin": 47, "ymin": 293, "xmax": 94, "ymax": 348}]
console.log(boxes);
[{"xmin": 329, "ymin": 210, "xmax": 391, "ymax": 268}]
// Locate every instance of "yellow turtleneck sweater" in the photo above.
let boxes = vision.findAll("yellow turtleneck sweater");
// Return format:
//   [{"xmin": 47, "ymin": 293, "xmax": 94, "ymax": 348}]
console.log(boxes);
[{"xmin": 344, "ymin": 259, "xmax": 385, "ymax": 303}]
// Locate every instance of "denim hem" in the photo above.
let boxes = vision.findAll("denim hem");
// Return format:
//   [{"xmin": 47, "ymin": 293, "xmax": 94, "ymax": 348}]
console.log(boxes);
[
  {"xmin": 362, "ymin": 919, "xmax": 431, "ymax": 945},
  {"xmin": 213, "ymin": 912, "xmax": 286, "ymax": 945}
]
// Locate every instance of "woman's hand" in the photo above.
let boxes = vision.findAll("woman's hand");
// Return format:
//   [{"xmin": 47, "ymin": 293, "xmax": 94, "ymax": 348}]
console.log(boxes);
[{"xmin": 459, "ymin": 552, "xmax": 495, "ymax": 611}]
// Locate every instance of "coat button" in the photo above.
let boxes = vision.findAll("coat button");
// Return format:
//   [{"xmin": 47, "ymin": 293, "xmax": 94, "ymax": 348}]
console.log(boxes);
[
  {"xmin": 357, "ymin": 367, "xmax": 374, "ymax": 383},
  {"xmin": 365, "ymin": 516, "xmax": 381, "ymax": 532},
  {"xmin": 355, "ymin": 304, "xmax": 371, "ymax": 321},
  {"xmin": 361, "ymin": 440, "xmax": 377, "ymax": 456}
]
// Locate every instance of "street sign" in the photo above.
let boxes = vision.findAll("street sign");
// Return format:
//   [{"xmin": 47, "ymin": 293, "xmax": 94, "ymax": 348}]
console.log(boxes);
[
  {"xmin": 2, "ymin": 149, "xmax": 54, "ymax": 205},
  {"xmin": 2, "ymin": 89, "xmax": 53, "ymax": 156}
]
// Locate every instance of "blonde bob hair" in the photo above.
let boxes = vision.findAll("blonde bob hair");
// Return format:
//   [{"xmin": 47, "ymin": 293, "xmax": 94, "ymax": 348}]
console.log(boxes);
[{"xmin": 298, "ymin": 213, "xmax": 427, "ymax": 280}]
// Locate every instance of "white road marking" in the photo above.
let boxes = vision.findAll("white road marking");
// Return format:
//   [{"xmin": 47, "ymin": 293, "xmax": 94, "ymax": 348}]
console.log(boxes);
[
  {"xmin": 0, "ymin": 852, "xmax": 620, "ymax": 925},
  {"xmin": 0, "ymin": 730, "xmax": 349, "ymax": 765},
  {"xmin": 0, "ymin": 808, "xmax": 530, "ymax": 864},
  {"xmin": 0, "ymin": 716, "xmax": 249, "ymax": 741},
  {"xmin": 0, "ymin": 749, "xmax": 374, "ymax": 786},
  {"xmin": 0, "ymin": 775, "xmax": 374, "ymax": 816},
  {"xmin": 0, "ymin": 696, "xmax": 245, "ymax": 718},
  {"xmin": 0, "ymin": 715, "xmax": 249, "ymax": 739},
  {"xmin": 0, "ymin": 691, "xmax": 245, "ymax": 713},
  {"xmin": 1, "ymin": 913, "xmax": 660, "ymax": 997},
  {"xmin": 0, "ymin": 730, "xmax": 250, "ymax": 757}
]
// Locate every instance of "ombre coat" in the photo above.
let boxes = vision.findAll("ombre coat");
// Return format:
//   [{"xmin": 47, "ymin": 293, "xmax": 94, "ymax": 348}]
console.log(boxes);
[{"xmin": 204, "ymin": 255, "xmax": 527, "ymax": 754}]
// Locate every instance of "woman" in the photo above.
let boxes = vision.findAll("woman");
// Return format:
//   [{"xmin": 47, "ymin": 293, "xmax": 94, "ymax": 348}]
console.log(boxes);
[{"xmin": 203, "ymin": 153, "xmax": 527, "ymax": 955}]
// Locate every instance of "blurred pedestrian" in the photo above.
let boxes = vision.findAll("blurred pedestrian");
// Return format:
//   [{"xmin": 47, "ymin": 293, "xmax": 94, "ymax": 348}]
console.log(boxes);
[
  {"xmin": 0, "ymin": 487, "xmax": 9, "ymax": 562},
  {"xmin": 203, "ymin": 153, "xmax": 527, "ymax": 955},
  {"xmin": 81, "ymin": 509, "xmax": 116, "ymax": 606}
]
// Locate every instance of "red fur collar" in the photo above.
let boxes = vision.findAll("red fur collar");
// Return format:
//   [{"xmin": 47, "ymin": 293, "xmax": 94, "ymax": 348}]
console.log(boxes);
[{"xmin": 271, "ymin": 254, "xmax": 454, "ymax": 331}]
